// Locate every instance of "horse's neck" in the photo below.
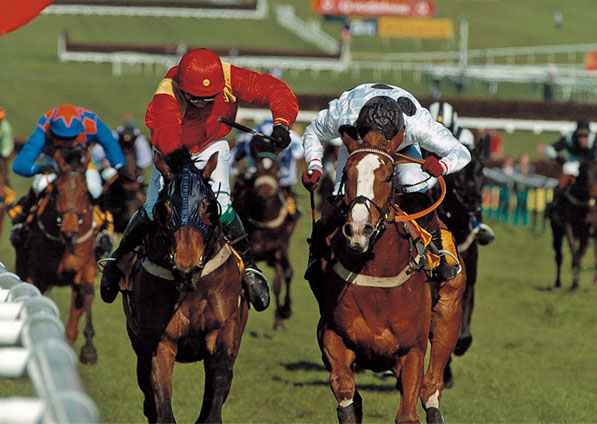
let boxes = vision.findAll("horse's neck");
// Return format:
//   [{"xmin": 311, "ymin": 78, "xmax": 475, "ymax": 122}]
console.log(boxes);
[{"xmin": 249, "ymin": 192, "xmax": 284, "ymax": 220}]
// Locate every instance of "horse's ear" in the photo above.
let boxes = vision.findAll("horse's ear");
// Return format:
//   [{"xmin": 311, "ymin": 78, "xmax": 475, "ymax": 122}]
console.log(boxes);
[
  {"xmin": 202, "ymin": 152, "xmax": 219, "ymax": 180},
  {"xmin": 339, "ymin": 125, "xmax": 360, "ymax": 153},
  {"xmin": 388, "ymin": 128, "xmax": 405, "ymax": 154},
  {"xmin": 154, "ymin": 151, "xmax": 172, "ymax": 184},
  {"xmin": 54, "ymin": 150, "xmax": 68, "ymax": 173}
]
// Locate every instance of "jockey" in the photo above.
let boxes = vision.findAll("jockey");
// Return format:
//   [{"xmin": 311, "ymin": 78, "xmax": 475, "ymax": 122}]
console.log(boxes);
[
  {"xmin": 231, "ymin": 119, "xmax": 304, "ymax": 200},
  {"xmin": 91, "ymin": 117, "xmax": 153, "ymax": 183},
  {"xmin": 545, "ymin": 119, "xmax": 596, "ymax": 189},
  {"xmin": 302, "ymin": 83, "xmax": 471, "ymax": 281},
  {"xmin": 100, "ymin": 48, "xmax": 299, "ymax": 310},
  {"xmin": 9, "ymin": 104, "xmax": 128, "ymax": 254},
  {"xmin": 429, "ymin": 101, "xmax": 495, "ymax": 246}
]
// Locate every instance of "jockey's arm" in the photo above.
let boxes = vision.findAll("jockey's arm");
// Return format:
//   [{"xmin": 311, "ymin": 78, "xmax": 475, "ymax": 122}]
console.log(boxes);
[
  {"xmin": 303, "ymin": 105, "xmax": 345, "ymax": 173},
  {"xmin": 12, "ymin": 126, "xmax": 47, "ymax": 177},
  {"xmin": 407, "ymin": 107, "xmax": 471, "ymax": 175},
  {"xmin": 94, "ymin": 119, "xmax": 126, "ymax": 169},
  {"xmin": 134, "ymin": 134, "xmax": 153, "ymax": 169},
  {"xmin": 544, "ymin": 135, "xmax": 568, "ymax": 160}
]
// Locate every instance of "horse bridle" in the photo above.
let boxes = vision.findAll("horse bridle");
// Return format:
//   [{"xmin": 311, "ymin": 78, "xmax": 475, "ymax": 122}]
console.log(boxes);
[
  {"xmin": 341, "ymin": 147, "xmax": 397, "ymax": 244},
  {"xmin": 38, "ymin": 172, "xmax": 95, "ymax": 245}
]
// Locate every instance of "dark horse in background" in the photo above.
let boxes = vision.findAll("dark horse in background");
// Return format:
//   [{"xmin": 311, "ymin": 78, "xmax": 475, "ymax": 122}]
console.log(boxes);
[
  {"xmin": 118, "ymin": 150, "xmax": 247, "ymax": 423},
  {"xmin": 548, "ymin": 160, "xmax": 597, "ymax": 291},
  {"xmin": 101, "ymin": 129, "xmax": 147, "ymax": 232},
  {"xmin": 15, "ymin": 148, "xmax": 99, "ymax": 364},
  {"xmin": 434, "ymin": 143, "xmax": 487, "ymax": 388},
  {"xmin": 232, "ymin": 152, "xmax": 299, "ymax": 329},
  {"xmin": 0, "ymin": 156, "xmax": 14, "ymax": 237}
]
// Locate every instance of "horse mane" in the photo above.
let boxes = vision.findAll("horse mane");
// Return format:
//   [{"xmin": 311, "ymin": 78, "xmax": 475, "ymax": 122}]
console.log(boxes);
[{"xmin": 164, "ymin": 148, "xmax": 196, "ymax": 174}]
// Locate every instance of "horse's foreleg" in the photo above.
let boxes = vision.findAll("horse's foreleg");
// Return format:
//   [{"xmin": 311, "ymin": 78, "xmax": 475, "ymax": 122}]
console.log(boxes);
[
  {"xmin": 572, "ymin": 236, "xmax": 589, "ymax": 291},
  {"xmin": 65, "ymin": 284, "xmax": 87, "ymax": 348},
  {"xmin": 321, "ymin": 328, "xmax": 360, "ymax": 424},
  {"xmin": 552, "ymin": 227, "xmax": 564, "ymax": 288},
  {"xmin": 151, "ymin": 340, "xmax": 177, "ymax": 423},
  {"xmin": 197, "ymin": 327, "xmax": 242, "ymax": 423},
  {"xmin": 396, "ymin": 348, "xmax": 425, "ymax": 424},
  {"xmin": 273, "ymin": 259, "xmax": 284, "ymax": 330},
  {"xmin": 275, "ymin": 253, "xmax": 293, "ymax": 326},
  {"xmin": 78, "ymin": 280, "xmax": 97, "ymax": 365},
  {"xmin": 130, "ymin": 339, "xmax": 158, "ymax": 423},
  {"xmin": 454, "ymin": 244, "xmax": 478, "ymax": 357},
  {"xmin": 421, "ymin": 272, "xmax": 465, "ymax": 419}
]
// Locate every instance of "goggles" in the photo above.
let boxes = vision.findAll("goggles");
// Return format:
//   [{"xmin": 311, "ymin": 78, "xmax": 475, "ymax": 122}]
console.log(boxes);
[{"xmin": 181, "ymin": 91, "xmax": 217, "ymax": 103}]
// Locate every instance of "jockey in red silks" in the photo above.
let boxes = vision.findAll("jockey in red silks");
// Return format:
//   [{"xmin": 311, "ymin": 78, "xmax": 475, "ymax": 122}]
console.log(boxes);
[
  {"xmin": 100, "ymin": 48, "xmax": 299, "ymax": 310},
  {"xmin": 9, "ymin": 104, "xmax": 128, "ymax": 254}
]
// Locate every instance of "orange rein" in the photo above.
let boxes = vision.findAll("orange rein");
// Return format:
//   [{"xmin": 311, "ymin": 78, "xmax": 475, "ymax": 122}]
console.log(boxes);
[{"xmin": 392, "ymin": 152, "xmax": 446, "ymax": 222}]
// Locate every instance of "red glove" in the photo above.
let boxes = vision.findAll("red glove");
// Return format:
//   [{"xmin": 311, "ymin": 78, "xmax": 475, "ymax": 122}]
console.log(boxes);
[
  {"xmin": 302, "ymin": 169, "xmax": 322, "ymax": 192},
  {"xmin": 421, "ymin": 156, "xmax": 446, "ymax": 177}
]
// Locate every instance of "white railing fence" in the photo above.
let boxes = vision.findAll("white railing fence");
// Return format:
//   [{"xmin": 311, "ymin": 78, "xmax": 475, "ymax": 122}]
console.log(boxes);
[{"xmin": 0, "ymin": 263, "xmax": 97, "ymax": 424}]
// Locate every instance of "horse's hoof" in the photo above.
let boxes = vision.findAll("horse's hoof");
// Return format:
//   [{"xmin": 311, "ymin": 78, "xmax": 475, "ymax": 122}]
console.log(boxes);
[
  {"xmin": 554, "ymin": 281, "xmax": 561, "ymax": 289},
  {"xmin": 571, "ymin": 284, "xmax": 580, "ymax": 292},
  {"xmin": 454, "ymin": 335, "xmax": 472, "ymax": 356},
  {"xmin": 443, "ymin": 365, "xmax": 454, "ymax": 389},
  {"xmin": 79, "ymin": 345, "xmax": 97, "ymax": 365},
  {"xmin": 278, "ymin": 303, "xmax": 292, "ymax": 320},
  {"xmin": 426, "ymin": 407, "xmax": 444, "ymax": 424}
]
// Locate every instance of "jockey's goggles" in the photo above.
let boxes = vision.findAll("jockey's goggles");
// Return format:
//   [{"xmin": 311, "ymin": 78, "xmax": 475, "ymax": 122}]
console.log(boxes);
[{"xmin": 181, "ymin": 91, "xmax": 217, "ymax": 103}]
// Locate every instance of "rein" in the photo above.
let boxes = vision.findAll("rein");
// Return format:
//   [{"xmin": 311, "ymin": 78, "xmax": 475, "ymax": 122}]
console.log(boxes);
[{"xmin": 392, "ymin": 152, "xmax": 446, "ymax": 222}]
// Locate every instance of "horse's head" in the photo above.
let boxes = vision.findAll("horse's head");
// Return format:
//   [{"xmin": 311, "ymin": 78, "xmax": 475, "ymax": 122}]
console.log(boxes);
[
  {"xmin": 443, "ymin": 144, "xmax": 486, "ymax": 216},
  {"xmin": 253, "ymin": 152, "xmax": 280, "ymax": 198},
  {"xmin": 339, "ymin": 126, "xmax": 403, "ymax": 253},
  {"xmin": 153, "ymin": 149, "xmax": 221, "ymax": 289},
  {"xmin": 51, "ymin": 148, "xmax": 92, "ymax": 245}
]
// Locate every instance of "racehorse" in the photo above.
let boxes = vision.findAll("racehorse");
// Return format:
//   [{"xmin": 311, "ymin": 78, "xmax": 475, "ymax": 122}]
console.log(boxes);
[
  {"xmin": 15, "ymin": 148, "xmax": 98, "ymax": 364},
  {"xmin": 232, "ymin": 152, "xmax": 298, "ymax": 329},
  {"xmin": 308, "ymin": 129, "xmax": 438, "ymax": 423},
  {"xmin": 101, "ymin": 132, "xmax": 146, "ymax": 232},
  {"xmin": 118, "ymin": 149, "xmax": 248, "ymax": 423},
  {"xmin": 434, "ymin": 144, "xmax": 486, "ymax": 388},
  {"xmin": 548, "ymin": 160, "xmax": 597, "ymax": 291}
]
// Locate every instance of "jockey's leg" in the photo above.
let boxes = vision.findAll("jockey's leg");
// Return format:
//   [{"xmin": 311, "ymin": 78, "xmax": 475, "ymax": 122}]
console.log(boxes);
[
  {"xmin": 100, "ymin": 207, "xmax": 154, "ymax": 304},
  {"xmin": 221, "ymin": 206, "xmax": 270, "ymax": 312},
  {"xmin": 428, "ymin": 211, "xmax": 459, "ymax": 282},
  {"xmin": 7, "ymin": 188, "xmax": 38, "ymax": 249}
]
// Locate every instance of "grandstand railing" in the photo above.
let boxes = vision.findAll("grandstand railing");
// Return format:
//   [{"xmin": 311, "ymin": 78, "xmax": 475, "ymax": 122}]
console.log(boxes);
[
  {"xmin": 43, "ymin": 0, "xmax": 267, "ymax": 19},
  {"xmin": 482, "ymin": 168, "xmax": 558, "ymax": 233},
  {"xmin": 0, "ymin": 263, "xmax": 97, "ymax": 424}
]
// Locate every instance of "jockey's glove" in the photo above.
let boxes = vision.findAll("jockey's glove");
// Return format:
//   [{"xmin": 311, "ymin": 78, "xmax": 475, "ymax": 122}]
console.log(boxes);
[
  {"xmin": 271, "ymin": 124, "xmax": 291, "ymax": 149},
  {"xmin": 301, "ymin": 169, "xmax": 322, "ymax": 192},
  {"xmin": 37, "ymin": 165, "xmax": 56, "ymax": 174},
  {"xmin": 117, "ymin": 166, "xmax": 136, "ymax": 183},
  {"xmin": 421, "ymin": 156, "xmax": 446, "ymax": 177}
]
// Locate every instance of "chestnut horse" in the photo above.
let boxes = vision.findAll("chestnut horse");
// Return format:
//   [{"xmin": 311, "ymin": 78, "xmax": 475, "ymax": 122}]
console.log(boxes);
[
  {"xmin": 548, "ymin": 160, "xmax": 597, "ymax": 291},
  {"xmin": 232, "ymin": 152, "xmax": 298, "ymax": 329},
  {"xmin": 309, "ymin": 129, "xmax": 435, "ymax": 423},
  {"xmin": 101, "ymin": 134, "xmax": 147, "ymax": 232},
  {"xmin": 15, "ymin": 148, "xmax": 98, "ymax": 364},
  {"xmin": 435, "ymin": 144, "xmax": 486, "ymax": 388},
  {"xmin": 119, "ymin": 150, "xmax": 248, "ymax": 423}
]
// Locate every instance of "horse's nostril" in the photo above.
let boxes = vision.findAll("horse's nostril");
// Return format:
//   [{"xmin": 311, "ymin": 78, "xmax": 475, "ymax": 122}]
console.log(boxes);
[
  {"xmin": 363, "ymin": 225, "xmax": 374, "ymax": 237},
  {"xmin": 342, "ymin": 223, "xmax": 353, "ymax": 237}
]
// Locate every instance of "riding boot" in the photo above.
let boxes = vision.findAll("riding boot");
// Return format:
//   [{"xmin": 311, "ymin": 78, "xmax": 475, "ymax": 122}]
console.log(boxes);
[
  {"xmin": 222, "ymin": 208, "xmax": 270, "ymax": 311},
  {"xmin": 430, "ymin": 226, "xmax": 458, "ymax": 281},
  {"xmin": 8, "ymin": 189, "xmax": 37, "ymax": 249},
  {"xmin": 100, "ymin": 207, "xmax": 154, "ymax": 304},
  {"xmin": 304, "ymin": 219, "xmax": 328, "ymax": 282}
]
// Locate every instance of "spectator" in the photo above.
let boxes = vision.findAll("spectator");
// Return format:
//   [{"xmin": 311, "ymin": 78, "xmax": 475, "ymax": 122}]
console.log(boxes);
[{"xmin": 513, "ymin": 153, "xmax": 535, "ymax": 226}]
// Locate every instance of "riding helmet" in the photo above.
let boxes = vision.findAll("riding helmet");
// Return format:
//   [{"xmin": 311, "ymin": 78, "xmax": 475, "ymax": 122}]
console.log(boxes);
[
  {"xmin": 356, "ymin": 96, "xmax": 405, "ymax": 141},
  {"xmin": 50, "ymin": 105, "xmax": 84, "ymax": 138},
  {"xmin": 429, "ymin": 101, "xmax": 457, "ymax": 131},
  {"xmin": 176, "ymin": 49, "xmax": 225, "ymax": 97}
]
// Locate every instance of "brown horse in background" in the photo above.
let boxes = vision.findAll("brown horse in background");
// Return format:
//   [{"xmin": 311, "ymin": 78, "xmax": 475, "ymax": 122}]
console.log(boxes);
[
  {"xmin": 101, "ymin": 134, "xmax": 146, "ymax": 232},
  {"xmin": 119, "ymin": 150, "xmax": 248, "ymax": 423},
  {"xmin": 308, "ymin": 130, "xmax": 434, "ymax": 423},
  {"xmin": 15, "ymin": 148, "xmax": 98, "ymax": 364},
  {"xmin": 232, "ymin": 152, "xmax": 299, "ymax": 329}
]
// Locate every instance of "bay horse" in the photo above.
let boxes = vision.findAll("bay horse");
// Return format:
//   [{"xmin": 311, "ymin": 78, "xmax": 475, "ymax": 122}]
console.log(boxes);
[
  {"xmin": 15, "ymin": 148, "xmax": 98, "ymax": 364},
  {"xmin": 118, "ymin": 149, "xmax": 248, "ymax": 423},
  {"xmin": 548, "ymin": 160, "xmax": 597, "ymax": 291},
  {"xmin": 309, "ymin": 129, "xmax": 436, "ymax": 423},
  {"xmin": 101, "ymin": 131, "xmax": 147, "ymax": 232},
  {"xmin": 232, "ymin": 151, "xmax": 298, "ymax": 329},
  {"xmin": 433, "ymin": 143, "xmax": 486, "ymax": 388}
]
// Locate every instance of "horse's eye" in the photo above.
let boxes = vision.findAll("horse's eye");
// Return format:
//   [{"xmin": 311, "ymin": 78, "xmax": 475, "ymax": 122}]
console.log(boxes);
[{"xmin": 385, "ymin": 175, "xmax": 393, "ymax": 183}]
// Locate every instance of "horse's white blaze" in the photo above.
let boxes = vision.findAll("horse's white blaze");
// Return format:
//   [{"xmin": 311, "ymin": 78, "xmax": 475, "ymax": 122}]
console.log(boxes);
[
  {"xmin": 424, "ymin": 390, "xmax": 440, "ymax": 409},
  {"xmin": 262, "ymin": 157, "xmax": 273, "ymax": 170},
  {"xmin": 339, "ymin": 398, "xmax": 354, "ymax": 408},
  {"xmin": 351, "ymin": 154, "xmax": 381, "ymax": 224}
]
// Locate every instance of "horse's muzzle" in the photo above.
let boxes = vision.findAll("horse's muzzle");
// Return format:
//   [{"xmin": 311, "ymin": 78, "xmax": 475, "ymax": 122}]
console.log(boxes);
[{"xmin": 342, "ymin": 221, "xmax": 374, "ymax": 253}]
